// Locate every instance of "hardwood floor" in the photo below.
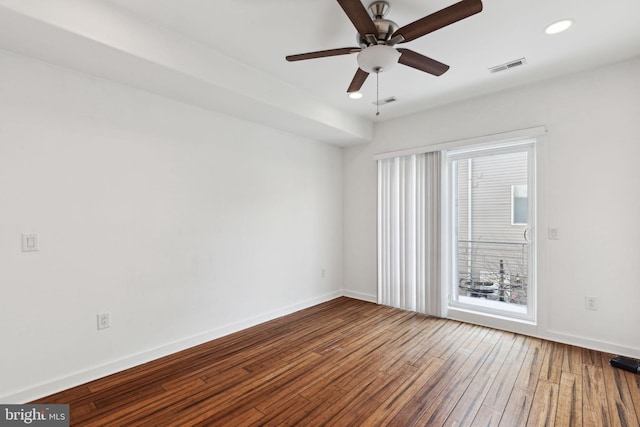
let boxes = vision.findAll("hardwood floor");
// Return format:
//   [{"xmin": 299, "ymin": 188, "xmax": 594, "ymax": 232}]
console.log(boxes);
[{"xmin": 33, "ymin": 297, "xmax": 640, "ymax": 426}]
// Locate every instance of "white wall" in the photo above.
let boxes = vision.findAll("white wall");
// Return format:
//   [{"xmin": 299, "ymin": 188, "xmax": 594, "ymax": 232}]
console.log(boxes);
[
  {"xmin": 344, "ymin": 57, "xmax": 640, "ymax": 357},
  {"xmin": 0, "ymin": 50, "xmax": 343, "ymax": 402}
]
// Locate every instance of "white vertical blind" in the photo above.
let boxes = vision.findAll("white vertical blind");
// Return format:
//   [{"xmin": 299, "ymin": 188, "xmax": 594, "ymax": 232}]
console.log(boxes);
[{"xmin": 378, "ymin": 152, "xmax": 441, "ymax": 315}]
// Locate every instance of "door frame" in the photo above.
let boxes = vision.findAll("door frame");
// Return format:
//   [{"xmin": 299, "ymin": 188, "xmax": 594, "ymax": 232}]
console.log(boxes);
[{"xmin": 441, "ymin": 139, "xmax": 537, "ymax": 325}]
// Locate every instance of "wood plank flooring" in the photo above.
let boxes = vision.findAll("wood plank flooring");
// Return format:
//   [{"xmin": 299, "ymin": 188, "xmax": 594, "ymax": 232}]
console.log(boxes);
[{"xmin": 32, "ymin": 297, "xmax": 640, "ymax": 426}]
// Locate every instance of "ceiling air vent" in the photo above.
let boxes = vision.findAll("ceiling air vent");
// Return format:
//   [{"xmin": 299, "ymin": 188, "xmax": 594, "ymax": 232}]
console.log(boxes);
[
  {"xmin": 489, "ymin": 58, "xmax": 527, "ymax": 74},
  {"xmin": 373, "ymin": 96, "xmax": 397, "ymax": 106}
]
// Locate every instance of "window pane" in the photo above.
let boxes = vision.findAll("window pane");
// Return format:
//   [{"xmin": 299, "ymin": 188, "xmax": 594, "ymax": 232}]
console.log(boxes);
[
  {"xmin": 512, "ymin": 185, "xmax": 528, "ymax": 225},
  {"xmin": 452, "ymin": 148, "xmax": 532, "ymax": 318}
]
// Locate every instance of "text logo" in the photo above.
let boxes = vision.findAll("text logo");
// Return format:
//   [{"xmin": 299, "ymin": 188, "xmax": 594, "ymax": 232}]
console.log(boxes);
[{"xmin": 0, "ymin": 405, "xmax": 69, "ymax": 426}]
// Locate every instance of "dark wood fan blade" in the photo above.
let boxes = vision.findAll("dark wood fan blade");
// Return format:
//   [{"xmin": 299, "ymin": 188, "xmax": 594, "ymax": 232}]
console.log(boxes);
[
  {"xmin": 337, "ymin": 0, "xmax": 378, "ymax": 38},
  {"xmin": 286, "ymin": 47, "xmax": 361, "ymax": 62},
  {"xmin": 397, "ymin": 48, "xmax": 450, "ymax": 76},
  {"xmin": 347, "ymin": 68, "xmax": 369, "ymax": 92},
  {"xmin": 392, "ymin": 0, "xmax": 482, "ymax": 43}
]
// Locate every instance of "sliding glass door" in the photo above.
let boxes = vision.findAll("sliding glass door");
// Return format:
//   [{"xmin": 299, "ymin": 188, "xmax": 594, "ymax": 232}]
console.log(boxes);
[{"xmin": 446, "ymin": 142, "xmax": 535, "ymax": 322}]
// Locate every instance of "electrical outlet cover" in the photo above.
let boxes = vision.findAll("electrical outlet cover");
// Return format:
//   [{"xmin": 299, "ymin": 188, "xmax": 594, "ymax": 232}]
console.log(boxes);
[
  {"xmin": 97, "ymin": 312, "xmax": 111, "ymax": 330},
  {"xmin": 21, "ymin": 233, "xmax": 39, "ymax": 252}
]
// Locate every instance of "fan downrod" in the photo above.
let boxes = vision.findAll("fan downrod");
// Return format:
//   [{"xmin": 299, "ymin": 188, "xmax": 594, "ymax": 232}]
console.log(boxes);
[{"xmin": 368, "ymin": 1, "xmax": 390, "ymax": 19}]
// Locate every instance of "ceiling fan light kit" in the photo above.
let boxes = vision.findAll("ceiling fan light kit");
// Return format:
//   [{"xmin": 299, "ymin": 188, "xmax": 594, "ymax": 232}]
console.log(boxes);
[
  {"xmin": 286, "ymin": 0, "xmax": 484, "ymax": 113},
  {"xmin": 357, "ymin": 44, "xmax": 401, "ymax": 73}
]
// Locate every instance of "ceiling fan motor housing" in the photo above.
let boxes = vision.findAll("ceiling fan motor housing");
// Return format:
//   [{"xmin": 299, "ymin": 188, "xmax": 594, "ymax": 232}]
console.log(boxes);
[
  {"xmin": 357, "ymin": 19, "xmax": 399, "ymax": 46},
  {"xmin": 357, "ymin": 1, "xmax": 399, "ymax": 46}
]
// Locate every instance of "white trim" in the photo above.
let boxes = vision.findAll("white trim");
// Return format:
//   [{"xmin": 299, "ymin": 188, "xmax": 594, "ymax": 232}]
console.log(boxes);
[
  {"xmin": 343, "ymin": 289, "xmax": 377, "ymax": 303},
  {"xmin": 447, "ymin": 307, "xmax": 538, "ymax": 336},
  {"xmin": 544, "ymin": 330, "xmax": 640, "ymax": 359},
  {"xmin": 0, "ymin": 291, "xmax": 342, "ymax": 404},
  {"xmin": 373, "ymin": 126, "xmax": 547, "ymax": 160},
  {"xmin": 12, "ymin": 286, "xmax": 636, "ymax": 403},
  {"xmin": 444, "ymin": 141, "xmax": 537, "ymax": 323},
  {"xmin": 446, "ymin": 308, "xmax": 640, "ymax": 359},
  {"xmin": 445, "ymin": 139, "xmax": 536, "ymax": 159}
]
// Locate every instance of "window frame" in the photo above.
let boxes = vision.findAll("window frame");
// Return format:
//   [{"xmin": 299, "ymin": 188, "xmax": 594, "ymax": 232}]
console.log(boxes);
[{"xmin": 443, "ymin": 140, "xmax": 537, "ymax": 324}]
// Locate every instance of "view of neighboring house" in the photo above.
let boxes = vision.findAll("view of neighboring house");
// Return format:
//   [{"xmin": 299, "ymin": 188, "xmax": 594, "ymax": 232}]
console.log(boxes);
[{"xmin": 456, "ymin": 150, "xmax": 530, "ymax": 309}]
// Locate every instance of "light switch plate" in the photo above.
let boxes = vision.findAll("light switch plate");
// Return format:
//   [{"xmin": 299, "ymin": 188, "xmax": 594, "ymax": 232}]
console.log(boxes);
[{"xmin": 21, "ymin": 233, "xmax": 39, "ymax": 252}]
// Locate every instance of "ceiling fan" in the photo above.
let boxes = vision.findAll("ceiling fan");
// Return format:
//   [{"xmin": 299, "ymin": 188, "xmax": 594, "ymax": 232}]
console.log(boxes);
[{"xmin": 286, "ymin": 0, "xmax": 483, "ymax": 96}]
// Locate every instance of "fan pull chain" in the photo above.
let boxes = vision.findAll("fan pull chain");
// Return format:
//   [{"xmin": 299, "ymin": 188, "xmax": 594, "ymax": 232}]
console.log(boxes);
[{"xmin": 375, "ymin": 68, "xmax": 380, "ymax": 116}]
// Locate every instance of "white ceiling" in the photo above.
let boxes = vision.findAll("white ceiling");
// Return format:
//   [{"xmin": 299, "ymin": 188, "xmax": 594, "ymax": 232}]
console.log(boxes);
[
  {"xmin": 103, "ymin": 0, "xmax": 640, "ymax": 119},
  {"xmin": 0, "ymin": 0, "xmax": 639, "ymax": 145}
]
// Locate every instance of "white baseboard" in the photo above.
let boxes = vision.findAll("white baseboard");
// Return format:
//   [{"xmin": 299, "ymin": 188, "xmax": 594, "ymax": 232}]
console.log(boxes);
[
  {"xmin": 447, "ymin": 308, "xmax": 640, "ymax": 359},
  {"xmin": 342, "ymin": 289, "xmax": 377, "ymax": 303},
  {"xmin": 544, "ymin": 329, "xmax": 640, "ymax": 359},
  {"xmin": 1, "ymin": 290, "xmax": 342, "ymax": 404},
  {"xmin": 9, "ymin": 289, "xmax": 634, "ymax": 404}
]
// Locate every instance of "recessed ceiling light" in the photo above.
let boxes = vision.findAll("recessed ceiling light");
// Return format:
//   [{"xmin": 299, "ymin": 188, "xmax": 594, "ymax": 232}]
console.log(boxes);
[
  {"xmin": 348, "ymin": 92, "xmax": 363, "ymax": 99},
  {"xmin": 545, "ymin": 19, "xmax": 573, "ymax": 35}
]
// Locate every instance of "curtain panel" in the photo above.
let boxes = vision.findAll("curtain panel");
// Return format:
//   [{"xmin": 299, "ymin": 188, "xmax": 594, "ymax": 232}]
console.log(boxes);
[{"xmin": 377, "ymin": 152, "xmax": 441, "ymax": 316}]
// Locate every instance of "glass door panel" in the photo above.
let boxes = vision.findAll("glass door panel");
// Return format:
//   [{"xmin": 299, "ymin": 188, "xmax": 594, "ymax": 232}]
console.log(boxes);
[{"xmin": 448, "ymin": 144, "xmax": 535, "ymax": 321}]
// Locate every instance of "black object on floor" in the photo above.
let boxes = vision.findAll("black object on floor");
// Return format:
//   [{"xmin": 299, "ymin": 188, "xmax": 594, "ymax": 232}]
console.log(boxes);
[{"xmin": 610, "ymin": 356, "xmax": 640, "ymax": 374}]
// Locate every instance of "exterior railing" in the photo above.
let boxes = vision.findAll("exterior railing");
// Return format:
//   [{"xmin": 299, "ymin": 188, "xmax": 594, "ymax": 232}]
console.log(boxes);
[{"xmin": 457, "ymin": 239, "xmax": 528, "ymax": 305}]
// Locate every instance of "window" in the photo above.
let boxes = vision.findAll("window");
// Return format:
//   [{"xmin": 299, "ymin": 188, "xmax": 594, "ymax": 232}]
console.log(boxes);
[
  {"xmin": 445, "ymin": 141, "xmax": 535, "ymax": 322},
  {"xmin": 511, "ymin": 185, "xmax": 528, "ymax": 225}
]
